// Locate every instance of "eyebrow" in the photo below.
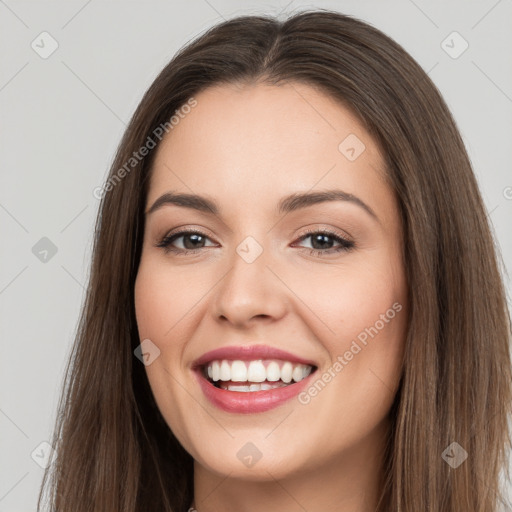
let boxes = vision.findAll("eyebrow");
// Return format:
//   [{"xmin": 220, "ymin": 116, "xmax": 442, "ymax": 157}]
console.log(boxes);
[{"xmin": 145, "ymin": 189, "xmax": 379, "ymax": 222}]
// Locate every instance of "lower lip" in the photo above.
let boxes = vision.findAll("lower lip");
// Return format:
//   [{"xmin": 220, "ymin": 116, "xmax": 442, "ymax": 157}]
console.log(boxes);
[{"xmin": 194, "ymin": 369, "xmax": 316, "ymax": 413}]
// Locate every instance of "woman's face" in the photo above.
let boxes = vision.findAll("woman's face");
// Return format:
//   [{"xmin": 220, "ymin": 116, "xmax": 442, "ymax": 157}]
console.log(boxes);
[{"xmin": 134, "ymin": 81, "xmax": 408, "ymax": 483}]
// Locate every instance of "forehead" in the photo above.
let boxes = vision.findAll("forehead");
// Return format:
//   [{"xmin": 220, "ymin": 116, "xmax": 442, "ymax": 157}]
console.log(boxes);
[{"xmin": 147, "ymin": 81, "xmax": 391, "ymax": 221}]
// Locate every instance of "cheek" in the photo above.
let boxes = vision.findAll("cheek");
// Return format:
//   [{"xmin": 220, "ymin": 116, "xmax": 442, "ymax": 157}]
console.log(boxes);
[
  {"xmin": 287, "ymin": 254, "xmax": 407, "ymax": 404},
  {"xmin": 134, "ymin": 256, "xmax": 208, "ymax": 343},
  {"xmin": 133, "ymin": 259, "xmax": 196, "ymax": 442},
  {"xmin": 283, "ymin": 257, "xmax": 406, "ymax": 348},
  {"xmin": 133, "ymin": 258, "xmax": 190, "ymax": 401}
]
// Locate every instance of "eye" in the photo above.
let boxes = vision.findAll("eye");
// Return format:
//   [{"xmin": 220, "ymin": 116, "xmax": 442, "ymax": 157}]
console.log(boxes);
[
  {"xmin": 156, "ymin": 229, "xmax": 217, "ymax": 255},
  {"xmin": 155, "ymin": 228, "xmax": 355, "ymax": 257},
  {"xmin": 292, "ymin": 229, "xmax": 355, "ymax": 256}
]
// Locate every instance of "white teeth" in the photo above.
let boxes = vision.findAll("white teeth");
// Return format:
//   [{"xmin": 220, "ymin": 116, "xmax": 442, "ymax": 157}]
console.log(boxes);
[
  {"xmin": 266, "ymin": 361, "xmax": 280, "ymax": 381},
  {"xmin": 230, "ymin": 360, "xmax": 247, "ymax": 382},
  {"xmin": 220, "ymin": 360, "xmax": 231, "ymax": 381},
  {"xmin": 293, "ymin": 365, "xmax": 312, "ymax": 382},
  {"xmin": 281, "ymin": 362, "xmax": 293, "ymax": 383},
  {"xmin": 227, "ymin": 385, "xmax": 250, "ymax": 392},
  {"xmin": 212, "ymin": 361, "xmax": 220, "ymax": 381},
  {"xmin": 219, "ymin": 381, "xmax": 289, "ymax": 392},
  {"xmin": 204, "ymin": 358, "xmax": 314, "ymax": 386},
  {"xmin": 247, "ymin": 361, "xmax": 267, "ymax": 382},
  {"xmin": 292, "ymin": 365, "xmax": 303, "ymax": 383}
]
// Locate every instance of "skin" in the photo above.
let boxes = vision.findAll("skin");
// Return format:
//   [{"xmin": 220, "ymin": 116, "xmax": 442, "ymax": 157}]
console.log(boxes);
[{"xmin": 134, "ymin": 81, "xmax": 408, "ymax": 512}]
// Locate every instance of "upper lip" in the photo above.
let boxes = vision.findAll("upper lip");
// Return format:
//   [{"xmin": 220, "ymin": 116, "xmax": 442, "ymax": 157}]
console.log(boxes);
[{"xmin": 192, "ymin": 344, "xmax": 318, "ymax": 369}]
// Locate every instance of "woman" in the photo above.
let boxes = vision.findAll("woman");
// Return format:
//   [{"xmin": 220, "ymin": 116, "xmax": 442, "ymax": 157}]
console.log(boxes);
[{"xmin": 38, "ymin": 9, "xmax": 512, "ymax": 512}]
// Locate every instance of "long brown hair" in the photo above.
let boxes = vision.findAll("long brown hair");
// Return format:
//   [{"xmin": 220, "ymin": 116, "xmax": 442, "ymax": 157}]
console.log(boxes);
[{"xmin": 37, "ymin": 9, "xmax": 512, "ymax": 511}]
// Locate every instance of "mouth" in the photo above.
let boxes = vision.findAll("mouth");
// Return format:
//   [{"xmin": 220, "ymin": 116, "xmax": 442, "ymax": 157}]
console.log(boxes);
[
  {"xmin": 201, "ymin": 359, "xmax": 317, "ymax": 392},
  {"xmin": 192, "ymin": 345, "xmax": 319, "ymax": 413}
]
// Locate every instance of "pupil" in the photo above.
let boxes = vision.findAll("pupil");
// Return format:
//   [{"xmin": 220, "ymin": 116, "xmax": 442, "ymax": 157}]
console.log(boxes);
[
  {"xmin": 184, "ymin": 234, "xmax": 204, "ymax": 249},
  {"xmin": 312, "ymin": 234, "xmax": 333, "ymax": 250}
]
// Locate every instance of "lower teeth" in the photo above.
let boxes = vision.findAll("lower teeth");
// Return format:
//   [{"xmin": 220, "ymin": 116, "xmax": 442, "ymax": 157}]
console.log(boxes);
[{"xmin": 215, "ymin": 381, "xmax": 290, "ymax": 392}]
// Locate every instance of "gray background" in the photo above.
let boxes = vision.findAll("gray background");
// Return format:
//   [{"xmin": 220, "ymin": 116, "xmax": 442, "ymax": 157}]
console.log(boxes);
[{"xmin": 1, "ymin": 0, "xmax": 511, "ymax": 510}]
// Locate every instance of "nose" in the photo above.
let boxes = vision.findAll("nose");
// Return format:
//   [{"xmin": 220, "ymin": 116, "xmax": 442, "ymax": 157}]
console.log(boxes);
[{"xmin": 211, "ymin": 242, "xmax": 288, "ymax": 328}]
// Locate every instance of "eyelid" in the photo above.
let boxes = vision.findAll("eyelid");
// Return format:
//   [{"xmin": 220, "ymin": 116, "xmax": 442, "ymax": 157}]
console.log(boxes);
[
  {"xmin": 161, "ymin": 225, "xmax": 218, "ymax": 241},
  {"xmin": 293, "ymin": 224, "xmax": 353, "ymax": 243}
]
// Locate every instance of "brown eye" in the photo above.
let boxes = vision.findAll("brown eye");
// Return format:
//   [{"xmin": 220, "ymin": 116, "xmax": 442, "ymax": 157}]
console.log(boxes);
[
  {"xmin": 156, "ymin": 230, "xmax": 216, "ymax": 254},
  {"xmin": 293, "ymin": 230, "xmax": 355, "ymax": 256}
]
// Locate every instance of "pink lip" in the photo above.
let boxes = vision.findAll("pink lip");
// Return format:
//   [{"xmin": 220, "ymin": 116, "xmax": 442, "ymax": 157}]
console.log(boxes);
[
  {"xmin": 192, "ymin": 344, "xmax": 318, "ymax": 414},
  {"xmin": 192, "ymin": 344, "xmax": 318, "ymax": 368},
  {"xmin": 194, "ymin": 369, "xmax": 316, "ymax": 413}
]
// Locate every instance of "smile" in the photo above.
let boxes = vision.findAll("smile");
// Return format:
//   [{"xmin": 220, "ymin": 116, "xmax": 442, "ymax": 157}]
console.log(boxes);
[
  {"xmin": 204, "ymin": 359, "xmax": 313, "ymax": 391},
  {"xmin": 192, "ymin": 345, "xmax": 318, "ymax": 413}
]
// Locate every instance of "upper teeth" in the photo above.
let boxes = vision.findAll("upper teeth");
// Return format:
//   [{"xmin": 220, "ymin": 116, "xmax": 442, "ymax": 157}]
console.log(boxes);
[{"xmin": 205, "ymin": 359, "xmax": 313, "ymax": 383}]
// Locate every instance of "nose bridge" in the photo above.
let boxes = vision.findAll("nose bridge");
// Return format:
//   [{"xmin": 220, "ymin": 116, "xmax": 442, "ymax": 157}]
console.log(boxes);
[{"xmin": 212, "ymin": 234, "xmax": 287, "ymax": 325}]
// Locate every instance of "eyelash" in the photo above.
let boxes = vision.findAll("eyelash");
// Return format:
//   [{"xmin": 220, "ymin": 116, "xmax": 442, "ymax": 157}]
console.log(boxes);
[{"xmin": 155, "ymin": 228, "xmax": 355, "ymax": 257}]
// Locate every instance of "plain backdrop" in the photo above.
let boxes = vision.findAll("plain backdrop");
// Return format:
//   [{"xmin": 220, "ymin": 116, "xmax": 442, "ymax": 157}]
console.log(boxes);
[{"xmin": 1, "ymin": 1, "xmax": 511, "ymax": 510}]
